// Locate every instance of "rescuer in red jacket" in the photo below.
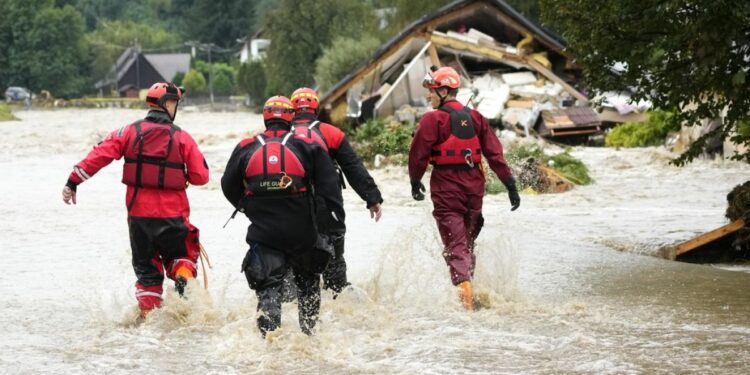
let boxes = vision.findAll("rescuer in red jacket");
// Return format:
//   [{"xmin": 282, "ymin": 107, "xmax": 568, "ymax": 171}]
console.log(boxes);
[
  {"xmin": 221, "ymin": 96, "xmax": 344, "ymax": 336},
  {"xmin": 61, "ymin": 82, "xmax": 209, "ymax": 318},
  {"xmin": 289, "ymin": 87, "xmax": 383, "ymax": 295},
  {"xmin": 408, "ymin": 67, "xmax": 520, "ymax": 311}
]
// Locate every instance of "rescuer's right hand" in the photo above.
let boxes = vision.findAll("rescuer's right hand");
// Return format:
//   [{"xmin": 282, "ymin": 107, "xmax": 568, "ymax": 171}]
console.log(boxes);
[{"xmin": 62, "ymin": 185, "xmax": 77, "ymax": 205}]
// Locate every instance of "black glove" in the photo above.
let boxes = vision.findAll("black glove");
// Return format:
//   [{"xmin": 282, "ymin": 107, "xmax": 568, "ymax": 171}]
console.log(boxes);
[
  {"xmin": 411, "ymin": 180, "xmax": 426, "ymax": 201},
  {"xmin": 504, "ymin": 179, "xmax": 520, "ymax": 211}
]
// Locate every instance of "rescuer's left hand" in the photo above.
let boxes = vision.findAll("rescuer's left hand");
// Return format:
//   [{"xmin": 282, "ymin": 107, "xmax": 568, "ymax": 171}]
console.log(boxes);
[
  {"xmin": 411, "ymin": 180, "xmax": 426, "ymax": 201},
  {"xmin": 504, "ymin": 179, "xmax": 520, "ymax": 211}
]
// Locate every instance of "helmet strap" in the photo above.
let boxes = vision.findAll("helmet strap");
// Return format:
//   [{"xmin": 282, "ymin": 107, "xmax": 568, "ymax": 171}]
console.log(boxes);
[{"xmin": 434, "ymin": 88, "xmax": 448, "ymax": 107}]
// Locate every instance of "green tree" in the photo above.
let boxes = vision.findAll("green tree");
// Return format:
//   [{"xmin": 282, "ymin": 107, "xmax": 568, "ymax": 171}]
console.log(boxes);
[
  {"xmin": 264, "ymin": 0, "xmax": 378, "ymax": 95},
  {"xmin": 315, "ymin": 36, "xmax": 381, "ymax": 93},
  {"xmin": 238, "ymin": 60, "xmax": 267, "ymax": 103},
  {"xmin": 182, "ymin": 68, "xmax": 207, "ymax": 94},
  {"xmin": 542, "ymin": 0, "xmax": 750, "ymax": 164},
  {"xmin": 185, "ymin": 0, "xmax": 255, "ymax": 49},
  {"xmin": 380, "ymin": 0, "xmax": 452, "ymax": 36},
  {"xmin": 0, "ymin": 0, "xmax": 90, "ymax": 97}
]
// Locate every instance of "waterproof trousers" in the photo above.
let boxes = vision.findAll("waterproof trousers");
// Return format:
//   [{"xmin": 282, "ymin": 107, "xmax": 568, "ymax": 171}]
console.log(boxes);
[
  {"xmin": 431, "ymin": 191, "xmax": 484, "ymax": 285},
  {"xmin": 128, "ymin": 216, "xmax": 200, "ymax": 312},
  {"xmin": 242, "ymin": 242, "xmax": 330, "ymax": 336}
]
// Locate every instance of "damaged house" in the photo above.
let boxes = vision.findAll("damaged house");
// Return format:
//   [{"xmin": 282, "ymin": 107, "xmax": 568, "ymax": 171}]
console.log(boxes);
[{"xmin": 320, "ymin": 0, "xmax": 606, "ymax": 140}]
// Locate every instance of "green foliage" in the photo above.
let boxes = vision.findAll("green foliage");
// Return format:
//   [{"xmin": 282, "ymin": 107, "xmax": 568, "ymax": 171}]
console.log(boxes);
[
  {"xmin": 264, "ymin": 0, "xmax": 378, "ymax": 95},
  {"xmin": 0, "ymin": 1, "xmax": 90, "ymax": 98},
  {"xmin": 379, "ymin": 0, "xmax": 452, "ymax": 36},
  {"xmin": 498, "ymin": 143, "xmax": 593, "ymax": 192},
  {"xmin": 351, "ymin": 119, "xmax": 415, "ymax": 165},
  {"xmin": 541, "ymin": 0, "xmax": 750, "ymax": 165},
  {"xmin": 172, "ymin": 71, "xmax": 185, "ymax": 86},
  {"xmin": 193, "ymin": 61, "xmax": 237, "ymax": 96},
  {"xmin": 0, "ymin": 104, "xmax": 18, "ymax": 121},
  {"xmin": 74, "ymin": 0, "xmax": 189, "ymax": 32},
  {"xmin": 182, "ymin": 69, "xmax": 206, "ymax": 94},
  {"xmin": 605, "ymin": 111, "xmax": 678, "ymax": 148},
  {"xmin": 86, "ymin": 20, "xmax": 182, "ymax": 84},
  {"xmin": 547, "ymin": 151, "xmax": 592, "ymax": 186},
  {"xmin": 484, "ymin": 174, "xmax": 507, "ymax": 195},
  {"xmin": 238, "ymin": 60, "xmax": 267, "ymax": 104},
  {"xmin": 184, "ymin": 0, "xmax": 255, "ymax": 49},
  {"xmin": 504, "ymin": 143, "xmax": 545, "ymax": 166},
  {"xmin": 315, "ymin": 36, "xmax": 381, "ymax": 93}
]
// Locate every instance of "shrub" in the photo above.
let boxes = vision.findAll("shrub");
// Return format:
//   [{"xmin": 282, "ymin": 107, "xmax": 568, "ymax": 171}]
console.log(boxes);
[
  {"xmin": 605, "ymin": 110, "xmax": 678, "ymax": 147},
  {"xmin": 182, "ymin": 69, "xmax": 206, "ymax": 95}
]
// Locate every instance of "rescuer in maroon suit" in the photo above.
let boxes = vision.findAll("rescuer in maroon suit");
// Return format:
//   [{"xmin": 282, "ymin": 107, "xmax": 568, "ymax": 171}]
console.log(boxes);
[
  {"xmin": 62, "ymin": 82, "xmax": 209, "ymax": 318},
  {"xmin": 408, "ymin": 67, "xmax": 520, "ymax": 311}
]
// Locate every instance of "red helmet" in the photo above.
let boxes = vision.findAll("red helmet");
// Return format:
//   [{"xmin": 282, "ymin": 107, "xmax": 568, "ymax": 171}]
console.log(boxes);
[
  {"xmin": 263, "ymin": 96, "xmax": 295, "ymax": 122},
  {"xmin": 146, "ymin": 82, "xmax": 184, "ymax": 109},
  {"xmin": 290, "ymin": 87, "xmax": 320, "ymax": 110},
  {"xmin": 423, "ymin": 67, "xmax": 461, "ymax": 89}
]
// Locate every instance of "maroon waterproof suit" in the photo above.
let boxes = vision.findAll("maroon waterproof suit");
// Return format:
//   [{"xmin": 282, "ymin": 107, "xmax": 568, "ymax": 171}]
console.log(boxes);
[{"xmin": 408, "ymin": 100, "xmax": 514, "ymax": 285}]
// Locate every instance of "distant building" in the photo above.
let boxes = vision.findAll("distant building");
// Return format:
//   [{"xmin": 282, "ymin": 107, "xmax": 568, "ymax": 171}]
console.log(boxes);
[
  {"xmin": 96, "ymin": 48, "xmax": 191, "ymax": 97},
  {"xmin": 238, "ymin": 28, "xmax": 269, "ymax": 64}
]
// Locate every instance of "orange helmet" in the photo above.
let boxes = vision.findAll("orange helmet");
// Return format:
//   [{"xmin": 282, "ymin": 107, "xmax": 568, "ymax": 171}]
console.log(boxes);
[
  {"xmin": 263, "ymin": 96, "xmax": 295, "ymax": 122},
  {"xmin": 146, "ymin": 82, "xmax": 184, "ymax": 109},
  {"xmin": 290, "ymin": 87, "xmax": 320, "ymax": 111},
  {"xmin": 422, "ymin": 67, "xmax": 461, "ymax": 89}
]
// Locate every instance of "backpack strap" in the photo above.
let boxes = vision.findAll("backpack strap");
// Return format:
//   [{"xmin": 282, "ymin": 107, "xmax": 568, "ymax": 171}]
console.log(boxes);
[{"xmin": 127, "ymin": 120, "xmax": 145, "ymax": 212}]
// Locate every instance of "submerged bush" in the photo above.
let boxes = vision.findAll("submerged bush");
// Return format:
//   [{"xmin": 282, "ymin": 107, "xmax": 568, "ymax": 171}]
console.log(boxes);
[
  {"xmin": 605, "ymin": 111, "xmax": 678, "ymax": 147},
  {"xmin": 486, "ymin": 143, "xmax": 593, "ymax": 194},
  {"xmin": 727, "ymin": 181, "xmax": 750, "ymax": 221}
]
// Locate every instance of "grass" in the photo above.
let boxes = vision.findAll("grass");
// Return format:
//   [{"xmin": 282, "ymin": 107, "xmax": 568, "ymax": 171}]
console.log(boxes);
[{"xmin": 0, "ymin": 103, "xmax": 18, "ymax": 121}]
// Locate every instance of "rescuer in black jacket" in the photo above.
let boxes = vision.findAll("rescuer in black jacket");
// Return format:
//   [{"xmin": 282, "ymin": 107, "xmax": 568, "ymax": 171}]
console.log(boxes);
[{"xmin": 221, "ymin": 96, "xmax": 344, "ymax": 336}]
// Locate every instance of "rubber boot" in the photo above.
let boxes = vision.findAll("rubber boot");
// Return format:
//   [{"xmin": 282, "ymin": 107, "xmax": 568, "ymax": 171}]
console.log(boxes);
[
  {"xmin": 294, "ymin": 270, "xmax": 321, "ymax": 335},
  {"xmin": 457, "ymin": 281, "xmax": 475, "ymax": 311},
  {"xmin": 174, "ymin": 265, "xmax": 194, "ymax": 297},
  {"xmin": 256, "ymin": 288, "xmax": 282, "ymax": 337}
]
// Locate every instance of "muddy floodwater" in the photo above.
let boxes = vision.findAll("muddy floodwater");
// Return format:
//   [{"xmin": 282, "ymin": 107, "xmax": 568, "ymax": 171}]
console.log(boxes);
[{"xmin": 1, "ymin": 108, "xmax": 749, "ymax": 374}]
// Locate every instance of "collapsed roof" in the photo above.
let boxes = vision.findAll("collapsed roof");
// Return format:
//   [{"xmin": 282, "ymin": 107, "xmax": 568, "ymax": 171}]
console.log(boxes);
[{"xmin": 319, "ymin": 0, "xmax": 586, "ymax": 124}]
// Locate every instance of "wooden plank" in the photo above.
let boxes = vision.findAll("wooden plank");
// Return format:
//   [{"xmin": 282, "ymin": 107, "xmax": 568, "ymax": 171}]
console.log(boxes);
[
  {"xmin": 549, "ymin": 128, "xmax": 600, "ymax": 137},
  {"xmin": 673, "ymin": 219, "xmax": 745, "ymax": 257},
  {"xmin": 427, "ymin": 44, "xmax": 441, "ymax": 67},
  {"xmin": 321, "ymin": 33, "xmax": 427, "ymax": 109}
]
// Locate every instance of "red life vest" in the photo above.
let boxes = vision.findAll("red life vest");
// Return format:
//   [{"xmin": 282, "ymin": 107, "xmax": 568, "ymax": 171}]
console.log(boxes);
[
  {"xmin": 430, "ymin": 106, "xmax": 482, "ymax": 169},
  {"xmin": 122, "ymin": 121, "xmax": 187, "ymax": 190},
  {"xmin": 244, "ymin": 132, "xmax": 308, "ymax": 196},
  {"xmin": 291, "ymin": 120, "xmax": 328, "ymax": 152}
]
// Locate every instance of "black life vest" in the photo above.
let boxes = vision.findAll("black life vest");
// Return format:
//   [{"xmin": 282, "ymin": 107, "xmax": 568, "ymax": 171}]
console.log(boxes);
[
  {"xmin": 291, "ymin": 120, "xmax": 328, "ymax": 152},
  {"xmin": 430, "ymin": 106, "xmax": 482, "ymax": 169},
  {"xmin": 244, "ymin": 132, "xmax": 308, "ymax": 197},
  {"xmin": 122, "ymin": 121, "xmax": 187, "ymax": 190}
]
